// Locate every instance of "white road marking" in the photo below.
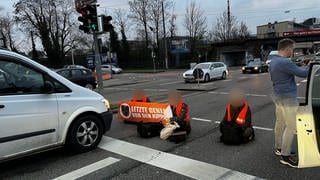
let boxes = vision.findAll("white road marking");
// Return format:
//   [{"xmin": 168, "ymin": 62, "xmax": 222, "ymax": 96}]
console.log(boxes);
[
  {"xmin": 53, "ymin": 157, "xmax": 120, "ymax": 180},
  {"xmin": 192, "ymin": 117, "xmax": 212, "ymax": 122},
  {"xmin": 209, "ymin": 91, "xmax": 229, "ymax": 95},
  {"xmin": 297, "ymin": 83, "xmax": 301, "ymax": 86},
  {"xmin": 99, "ymin": 136, "xmax": 261, "ymax": 180},
  {"xmin": 214, "ymin": 121, "xmax": 273, "ymax": 131},
  {"xmin": 246, "ymin": 94, "xmax": 268, "ymax": 97},
  {"xmin": 301, "ymin": 79, "xmax": 308, "ymax": 83},
  {"xmin": 104, "ymin": 87, "xmax": 168, "ymax": 92},
  {"xmin": 159, "ymin": 81, "xmax": 182, "ymax": 86},
  {"xmin": 209, "ymin": 91, "xmax": 306, "ymax": 99},
  {"xmin": 223, "ymin": 79, "xmax": 233, "ymax": 82},
  {"xmin": 159, "ymin": 91, "xmax": 206, "ymax": 103}
]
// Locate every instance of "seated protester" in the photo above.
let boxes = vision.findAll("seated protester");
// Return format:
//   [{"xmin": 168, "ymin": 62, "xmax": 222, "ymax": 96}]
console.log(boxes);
[
  {"xmin": 167, "ymin": 91, "xmax": 191, "ymax": 143},
  {"xmin": 131, "ymin": 89, "xmax": 151, "ymax": 102},
  {"xmin": 220, "ymin": 89, "xmax": 254, "ymax": 145}
]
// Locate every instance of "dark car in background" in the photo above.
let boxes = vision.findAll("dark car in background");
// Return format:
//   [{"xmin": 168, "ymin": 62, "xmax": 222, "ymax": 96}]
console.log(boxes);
[
  {"xmin": 63, "ymin": 64, "xmax": 87, "ymax": 69},
  {"xmin": 56, "ymin": 68, "xmax": 97, "ymax": 90},
  {"xmin": 242, "ymin": 60, "xmax": 268, "ymax": 74}
]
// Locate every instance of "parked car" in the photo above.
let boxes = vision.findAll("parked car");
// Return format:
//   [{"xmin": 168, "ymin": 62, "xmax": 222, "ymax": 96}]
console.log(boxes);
[
  {"xmin": 183, "ymin": 62, "xmax": 228, "ymax": 83},
  {"xmin": 56, "ymin": 68, "xmax": 97, "ymax": 90},
  {"xmin": 0, "ymin": 49, "xmax": 112, "ymax": 162},
  {"xmin": 101, "ymin": 64, "xmax": 122, "ymax": 74},
  {"xmin": 63, "ymin": 64, "xmax": 87, "ymax": 69},
  {"xmin": 242, "ymin": 60, "xmax": 268, "ymax": 73}
]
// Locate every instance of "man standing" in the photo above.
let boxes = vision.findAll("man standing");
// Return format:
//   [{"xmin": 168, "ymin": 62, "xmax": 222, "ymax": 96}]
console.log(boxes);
[{"xmin": 270, "ymin": 38, "xmax": 309, "ymax": 168}]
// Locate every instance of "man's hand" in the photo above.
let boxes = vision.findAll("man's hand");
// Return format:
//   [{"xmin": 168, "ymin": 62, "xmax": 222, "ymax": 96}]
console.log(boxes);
[{"xmin": 301, "ymin": 58, "xmax": 311, "ymax": 66}]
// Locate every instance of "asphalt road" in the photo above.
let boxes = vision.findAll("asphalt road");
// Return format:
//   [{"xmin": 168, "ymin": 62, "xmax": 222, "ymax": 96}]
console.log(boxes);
[{"xmin": 1, "ymin": 68, "xmax": 319, "ymax": 180}]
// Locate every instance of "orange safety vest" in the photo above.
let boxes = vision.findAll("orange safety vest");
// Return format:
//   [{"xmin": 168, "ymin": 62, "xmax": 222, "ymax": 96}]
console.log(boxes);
[
  {"xmin": 131, "ymin": 96, "xmax": 149, "ymax": 102},
  {"xmin": 175, "ymin": 101, "xmax": 190, "ymax": 122},
  {"xmin": 227, "ymin": 101, "xmax": 248, "ymax": 125}
]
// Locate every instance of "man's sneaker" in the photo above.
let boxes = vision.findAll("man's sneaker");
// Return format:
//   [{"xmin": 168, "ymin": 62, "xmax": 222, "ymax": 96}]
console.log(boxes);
[
  {"xmin": 280, "ymin": 156, "xmax": 298, "ymax": 168},
  {"xmin": 275, "ymin": 149, "xmax": 296, "ymax": 156},
  {"xmin": 275, "ymin": 149, "xmax": 281, "ymax": 156}
]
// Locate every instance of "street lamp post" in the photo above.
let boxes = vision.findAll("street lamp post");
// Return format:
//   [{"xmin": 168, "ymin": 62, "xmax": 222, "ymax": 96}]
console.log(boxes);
[
  {"xmin": 149, "ymin": 26, "xmax": 157, "ymax": 73},
  {"xmin": 71, "ymin": 48, "xmax": 75, "ymax": 65}
]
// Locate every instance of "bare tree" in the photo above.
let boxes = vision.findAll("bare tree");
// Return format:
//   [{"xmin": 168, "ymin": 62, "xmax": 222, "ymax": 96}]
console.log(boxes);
[
  {"xmin": 238, "ymin": 21, "xmax": 250, "ymax": 38},
  {"xmin": 0, "ymin": 15, "xmax": 18, "ymax": 51},
  {"xmin": 212, "ymin": 11, "xmax": 250, "ymax": 42},
  {"xmin": 129, "ymin": 0, "xmax": 149, "ymax": 48},
  {"xmin": 113, "ymin": 9, "xmax": 131, "ymax": 42},
  {"xmin": 183, "ymin": 1, "xmax": 207, "ymax": 54},
  {"xmin": 168, "ymin": 13, "xmax": 177, "ymax": 39},
  {"xmin": 113, "ymin": 9, "xmax": 131, "ymax": 65},
  {"xmin": 14, "ymin": 0, "xmax": 85, "ymax": 67}
]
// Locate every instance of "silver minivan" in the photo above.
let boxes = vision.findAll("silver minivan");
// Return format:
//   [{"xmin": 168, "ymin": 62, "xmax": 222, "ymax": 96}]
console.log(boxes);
[{"xmin": 0, "ymin": 49, "xmax": 112, "ymax": 162}]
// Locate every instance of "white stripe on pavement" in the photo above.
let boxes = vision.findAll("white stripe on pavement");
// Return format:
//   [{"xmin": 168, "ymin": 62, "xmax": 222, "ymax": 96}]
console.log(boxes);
[
  {"xmin": 214, "ymin": 121, "xmax": 273, "ymax": 131},
  {"xmin": 53, "ymin": 157, "xmax": 120, "ymax": 180},
  {"xmin": 301, "ymin": 79, "xmax": 308, "ymax": 83},
  {"xmin": 99, "ymin": 136, "xmax": 261, "ymax": 180},
  {"xmin": 192, "ymin": 117, "xmax": 212, "ymax": 122},
  {"xmin": 159, "ymin": 81, "xmax": 182, "ymax": 86},
  {"xmin": 208, "ymin": 91, "xmax": 307, "ymax": 100}
]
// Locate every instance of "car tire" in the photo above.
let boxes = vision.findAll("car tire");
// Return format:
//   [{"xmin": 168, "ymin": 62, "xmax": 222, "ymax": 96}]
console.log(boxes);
[
  {"xmin": 242, "ymin": 71, "xmax": 246, "ymax": 74},
  {"xmin": 204, "ymin": 74, "xmax": 210, "ymax": 82},
  {"xmin": 66, "ymin": 115, "xmax": 103, "ymax": 153},
  {"xmin": 184, "ymin": 80, "xmax": 189, "ymax": 83},
  {"xmin": 221, "ymin": 71, "xmax": 227, "ymax": 79},
  {"xmin": 85, "ymin": 83, "xmax": 93, "ymax": 90},
  {"xmin": 112, "ymin": 70, "xmax": 116, "ymax": 74}
]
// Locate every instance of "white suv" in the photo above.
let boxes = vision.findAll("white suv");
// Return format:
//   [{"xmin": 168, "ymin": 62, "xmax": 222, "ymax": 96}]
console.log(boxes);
[
  {"xmin": 0, "ymin": 49, "xmax": 112, "ymax": 162},
  {"xmin": 183, "ymin": 62, "xmax": 228, "ymax": 83}
]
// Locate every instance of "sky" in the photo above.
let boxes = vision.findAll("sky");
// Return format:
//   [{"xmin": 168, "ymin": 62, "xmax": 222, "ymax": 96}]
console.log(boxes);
[
  {"xmin": 0, "ymin": 0, "xmax": 320, "ymax": 50},
  {"xmin": 96, "ymin": 0, "xmax": 320, "ymax": 36}
]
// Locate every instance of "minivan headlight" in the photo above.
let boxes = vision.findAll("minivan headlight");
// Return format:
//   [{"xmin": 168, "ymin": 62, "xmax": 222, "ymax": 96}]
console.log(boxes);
[
  {"xmin": 254, "ymin": 67, "xmax": 259, "ymax": 70},
  {"xmin": 101, "ymin": 99, "xmax": 110, "ymax": 109},
  {"xmin": 242, "ymin": 67, "xmax": 245, "ymax": 70}
]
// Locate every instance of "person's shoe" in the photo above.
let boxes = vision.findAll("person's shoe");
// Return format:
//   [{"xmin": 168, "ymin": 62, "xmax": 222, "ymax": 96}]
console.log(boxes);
[
  {"xmin": 275, "ymin": 149, "xmax": 296, "ymax": 156},
  {"xmin": 275, "ymin": 149, "xmax": 281, "ymax": 156},
  {"xmin": 280, "ymin": 156, "xmax": 298, "ymax": 168}
]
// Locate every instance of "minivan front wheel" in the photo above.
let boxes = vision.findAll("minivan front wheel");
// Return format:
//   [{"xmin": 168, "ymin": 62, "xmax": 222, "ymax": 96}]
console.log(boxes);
[{"xmin": 67, "ymin": 115, "xmax": 103, "ymax": 153}]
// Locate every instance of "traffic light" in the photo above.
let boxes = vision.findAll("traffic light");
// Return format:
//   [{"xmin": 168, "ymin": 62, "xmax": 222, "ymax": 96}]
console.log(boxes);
[
  {"xmin": 86, "ymin": 5, "xmax": 98, "ymax": 32},
  {"xmin": 102, "ymin": 15, "xmax": 113, "ymax": 32},
  {"xmin": 77, "ymin": 4, "xmax": 98, "ymax": 33},
  {"xmin": 78, "ymin": 16, "xmax": 90, "ymax": 33}
]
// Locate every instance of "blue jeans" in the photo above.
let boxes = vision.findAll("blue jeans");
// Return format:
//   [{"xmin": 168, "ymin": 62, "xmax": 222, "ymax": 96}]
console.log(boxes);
[{"xmin": 273, "ymin": 96, "xmax": 298, "ymax": 156}]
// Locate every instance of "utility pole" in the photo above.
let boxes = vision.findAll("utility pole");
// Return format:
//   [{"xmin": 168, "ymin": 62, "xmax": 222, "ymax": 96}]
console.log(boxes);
[
  {"xmin": 227, "ymin": 0, "xmax": 231, "ymax": 39},
  {"xmin": 162, "ymin": 1, "xmax": 169, "ymax": 69},
  {"xmin": 30, "ymin": 31, "xmax": 38, "ymax": 60},
  {"xmin": 93, "ymin": 33, "xmax": 103, "ymax": 93}
]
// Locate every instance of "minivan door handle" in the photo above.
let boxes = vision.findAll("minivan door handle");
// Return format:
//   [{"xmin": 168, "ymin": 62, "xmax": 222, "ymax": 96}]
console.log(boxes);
[{"xmin": 0, "ymin": 105, "xmax": 5, "ymax": 108}]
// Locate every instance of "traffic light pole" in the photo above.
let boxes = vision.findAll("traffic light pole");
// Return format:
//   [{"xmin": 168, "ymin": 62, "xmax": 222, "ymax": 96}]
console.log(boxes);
[{"xmin": 93, "ymin": 32, "xmax": 103, "ymax": 93}]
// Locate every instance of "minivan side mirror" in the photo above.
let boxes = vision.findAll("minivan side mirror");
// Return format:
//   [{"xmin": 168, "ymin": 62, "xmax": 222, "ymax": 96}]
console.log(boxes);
[{"xmin": 42, "ymin": 81, "xmax": 55, "ymax": 94}]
